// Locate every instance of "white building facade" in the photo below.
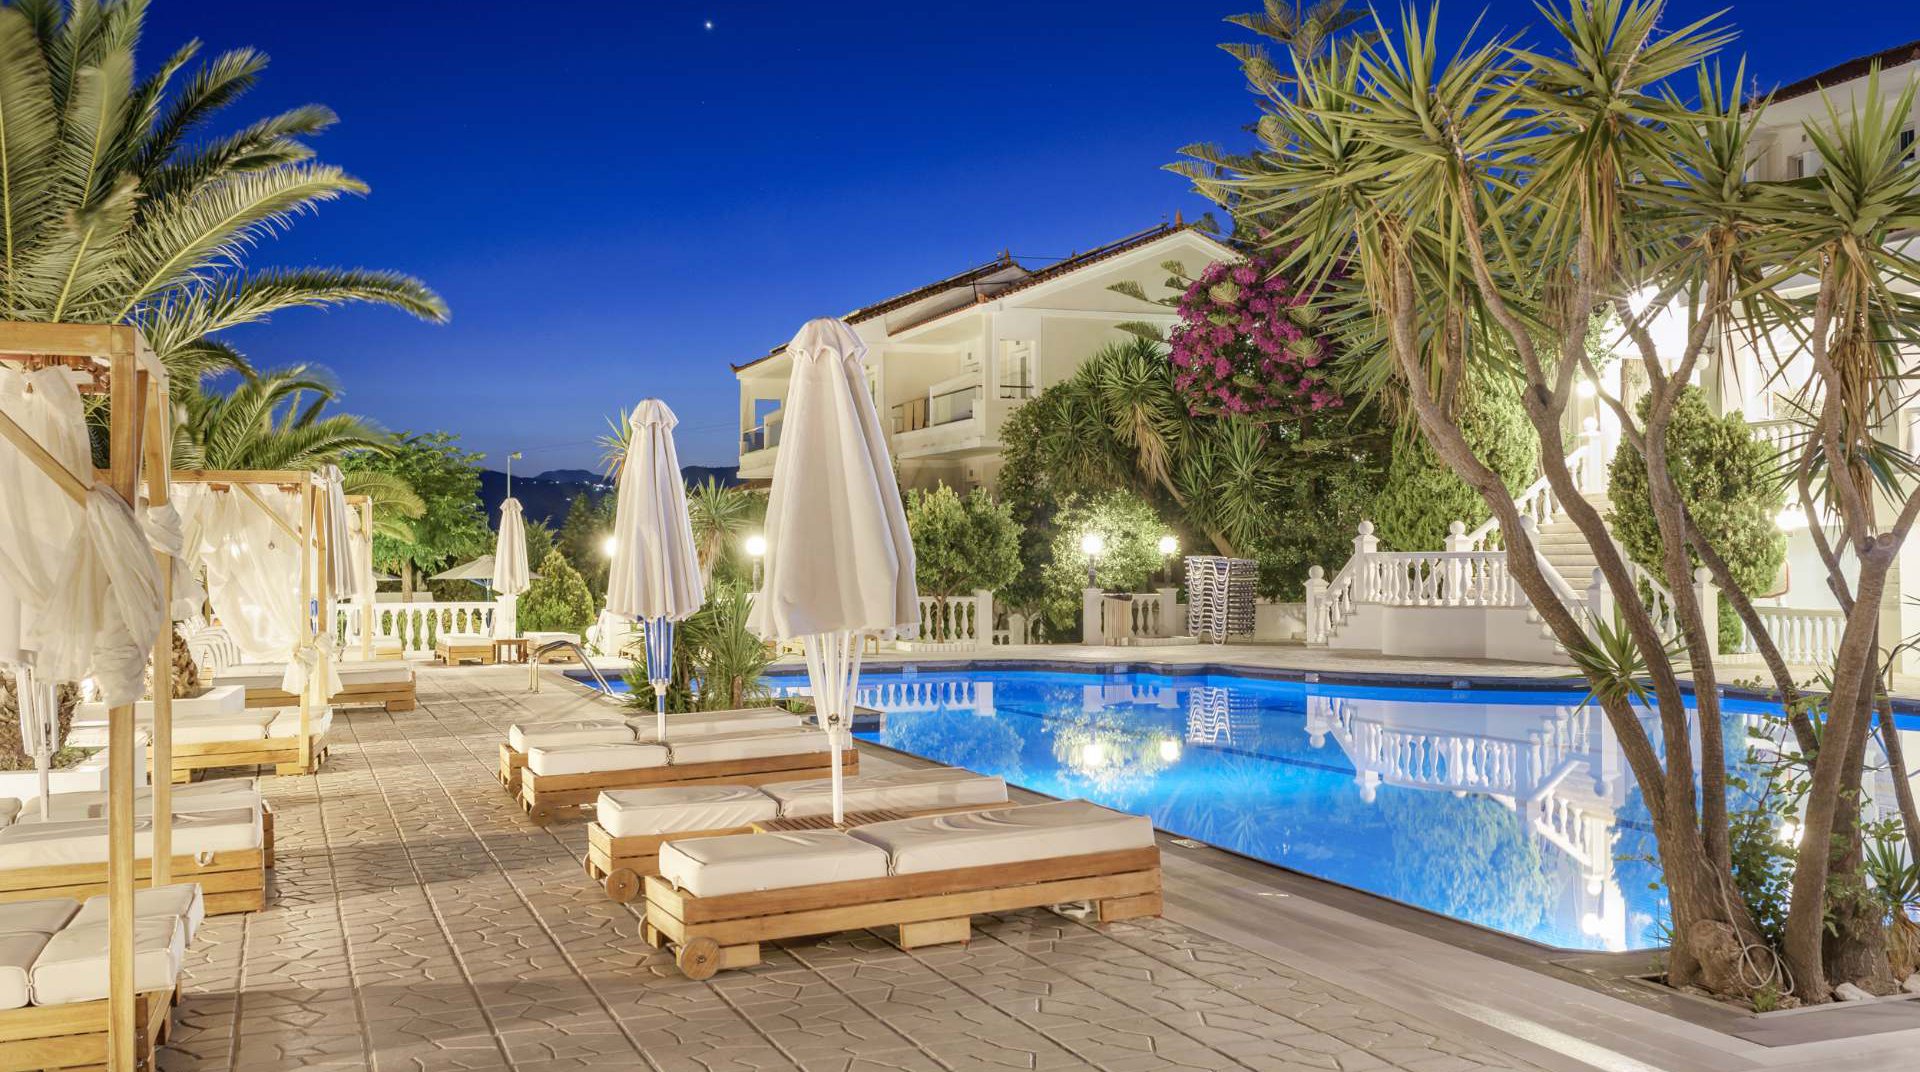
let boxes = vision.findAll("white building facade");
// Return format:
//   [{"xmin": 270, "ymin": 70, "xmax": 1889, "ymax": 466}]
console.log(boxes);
[{"xmin": 733, "ymin": 223, "xmax": 1238, "ymax": 492}]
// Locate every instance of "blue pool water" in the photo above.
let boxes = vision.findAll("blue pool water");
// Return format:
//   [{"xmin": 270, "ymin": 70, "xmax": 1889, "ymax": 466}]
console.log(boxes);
[{"xmin": 747, "ymin": 667, "xmax": 1794, "ymax": 952}]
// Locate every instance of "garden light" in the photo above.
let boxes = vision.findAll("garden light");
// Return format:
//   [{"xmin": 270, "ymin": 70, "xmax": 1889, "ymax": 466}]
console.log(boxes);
[
  {"xmin": 744, "ymin": 534, "xmax": 767, "ymax": 558},
  {"xmin": 600, "ymin": 535, "xmax": 617, "ymax": 557}
]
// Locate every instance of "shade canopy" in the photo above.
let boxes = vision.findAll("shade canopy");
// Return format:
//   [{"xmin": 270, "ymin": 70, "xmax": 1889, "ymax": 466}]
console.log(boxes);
[
  {"xmin": 749, "ymin": 318, "xmax": 915, "ymax": 642},
  {"xmin": 750, "ymin": 318, "xmax": 917, "ymax": 823},
  {"xmin": 494, "ymin": 498, "xmax": 531, "ymax": 596},
  {"xmin": 605, "ymin": 399, "xmax": 704, "ymax": 625},
  {"xmin": 431, "ymin": 554, "xmax": 502, "ymax": 584}
]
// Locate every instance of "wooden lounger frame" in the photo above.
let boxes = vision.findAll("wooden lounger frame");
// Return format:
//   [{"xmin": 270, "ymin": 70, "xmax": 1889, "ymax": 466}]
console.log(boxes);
[
  {"xmin": 517, "ymin": 748, "xmax": 860, "ymax": 821},
  {"xmin": 642, "ymin": 846, "xmax": 1163, "ymax": 979},
  {"xmin": 0, "ymin": 848, "xmax": 267, "ymax": 917},
  {"xmin": 170, "ymin": 734, "xmax": 326, "ymax": 780},
  {"xmin": 434, "ymin": 637, "xmax": 494, "ymax": 665},
  {"xmin": 583, "ymin": 802, "xmax": 1008, "ymax": 902},
  {"xmin": 0, "ymin": 988, "xmax": 172, "ymax": 1072},
  {"xmin": 240, "ymin": 678, "xmax": 415, "ymax": 714}
]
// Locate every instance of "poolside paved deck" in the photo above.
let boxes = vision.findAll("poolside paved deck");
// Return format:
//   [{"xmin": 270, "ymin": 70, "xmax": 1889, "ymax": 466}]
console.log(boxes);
[
  {"xmin": 161, "ymin": 665, "xmax": 1557, "ymax": 1072},
  {"xmin": 157, "ymin": 664, "xmax": 1920, "ymax": 1072}
]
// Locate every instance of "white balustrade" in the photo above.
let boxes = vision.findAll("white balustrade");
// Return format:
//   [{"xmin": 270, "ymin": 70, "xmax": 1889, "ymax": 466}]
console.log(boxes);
[
  {"xmin": 906, "ymin": 592, "xmax": 990, "ymax": 650},
  {"xmin": 856, "ymin": 678, "xmax": 977, "ymax": 711},
  {"xmin": 341, "ymin": 600, "xmax": 499, "ymax": 659},
  {"xmin": 1733, "ymin": 605, "xmax": 1847, "ymax": 667}
]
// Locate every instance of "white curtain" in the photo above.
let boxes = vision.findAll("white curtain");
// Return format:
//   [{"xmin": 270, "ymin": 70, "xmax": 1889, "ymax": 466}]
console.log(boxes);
[
  {"xmin": 320, "ymin": 466, "xmax": 360, "ymax": 601},
  {"xmin": 188, "ymin": 487, "xmax": 303, "ymax": 663},
  {"xmin": 0, "ymin": 367, "xmax": 165, "ymax": 706}
]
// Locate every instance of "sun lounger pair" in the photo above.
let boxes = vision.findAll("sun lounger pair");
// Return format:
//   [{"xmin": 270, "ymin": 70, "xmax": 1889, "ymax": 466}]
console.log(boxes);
[
  {"xmin": 211, "ymin": 659, "xmax": 416, "ymax": 712},
  {"xmin": 519, "ymin": 725, "xmax": 859, "ymax": 821},
  {"xmin": 496, "ymin": 707, "xmax": 804, "ymax": 793},
  {"xmin": 11, "ymin": 780, "xmax": 277, "ymax": 868},
  {"xmin": 642, "ymin": 799, "xmax": 1162, "ymax": 978},
  {"xmin": 0, "ymin": 884, "xmax": 204, "ymax": 1070},
  {"xmin": 583, "ymin": 767, "xmax": 1010, "ymax": 901},
  {"xmin": 73, "ymin": 686, "xmax": 331, "ymax": 778},
  {"xmin": 0, "ymin": 806, "xmax": 266, "ymax": 916}
]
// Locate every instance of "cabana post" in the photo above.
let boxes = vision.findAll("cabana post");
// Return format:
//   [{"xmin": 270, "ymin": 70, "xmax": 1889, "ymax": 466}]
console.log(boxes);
[{"xmin": 0, "ymin": 322, "xmax": 172, "ymax": 1072}]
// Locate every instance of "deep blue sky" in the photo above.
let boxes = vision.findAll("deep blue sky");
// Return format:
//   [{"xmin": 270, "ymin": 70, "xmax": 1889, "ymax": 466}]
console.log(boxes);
[{"xmin": 145, "ymin": 1, "xmax": 1917, "ymax": 472}]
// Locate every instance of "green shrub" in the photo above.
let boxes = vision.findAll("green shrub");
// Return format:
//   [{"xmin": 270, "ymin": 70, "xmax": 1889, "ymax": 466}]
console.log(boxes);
[
  {"xmin": 1372, "ymin": 374, "xmax": 1537, "ymax": 551},
  {"xmin": 519, "ymin": 549, "xmax": 595, "ymax": 636},
  {"xmin": 907, "ymin": 484, "xmax": 1021, "ymax": 638},
  {"xmin": 1608, "ymin": 388, "xmax": 1785, "ymax": 651},
  {"xmin": 1040, "ymin": 490, "xmax": 1170, "ymax": 633}
]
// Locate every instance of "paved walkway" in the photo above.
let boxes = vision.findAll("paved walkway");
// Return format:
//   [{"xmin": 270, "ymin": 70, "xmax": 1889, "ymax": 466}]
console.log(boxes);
[{"xmin": 160, "ymin": 666, "xmax": 1555, "ymax": 1072}]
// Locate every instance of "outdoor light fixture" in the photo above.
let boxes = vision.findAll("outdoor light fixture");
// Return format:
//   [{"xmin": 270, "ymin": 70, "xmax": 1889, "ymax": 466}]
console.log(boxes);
[
  {"xmin": 1577, "ymin": 379, "xmax": 1597, "ymax": 399},
  {"xmin": 1080, "ymin": 741, "xmax": 1108, "ymax": 768},
  {"xmin": 1157, "ymin": 535, "xmax": 1178, "ymax": 556},
  {"xmin": 1080, "ymin": 531, "xmax": 1106, "ymax": 588},
  {"xmin": 744, "ymin": 534, "xmax": 767, "ymax": 558},
  {"xmin": 1158, "ymin": 738, "xmax": 1181, "ymax": 763},
  {"xmin": 600, "ymin": 535, "xmax": 618, "ymax": 557}
]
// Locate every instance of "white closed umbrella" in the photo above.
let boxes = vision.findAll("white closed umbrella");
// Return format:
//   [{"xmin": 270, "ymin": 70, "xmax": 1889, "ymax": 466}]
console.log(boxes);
[
  {"xmin": 605, "ymin": 400, "xmax": 705, "ymax": 739},
  {"xmin": 0, "ymin": 576, "xmax": 58, "ymax": 818},
  {"xmin": 319, "ymin": 466, "xmax": 360, "ymax": 601},
  {"xmin": 749, "ymin": 319, "xmax": 916, "ymax": 823},
  {"xmin": 495, "ymin": 498, "xmax": 530, "ymax": 597}
]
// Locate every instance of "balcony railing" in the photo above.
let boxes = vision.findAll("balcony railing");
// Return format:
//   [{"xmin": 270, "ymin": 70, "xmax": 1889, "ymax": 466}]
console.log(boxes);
[
  {"xmin": 892, "ymin": 385, "xmax": 985, "ymax": 435},
  {"xmin": 741, "ymin": 422, "xmax": 781, "ymax": 453}
]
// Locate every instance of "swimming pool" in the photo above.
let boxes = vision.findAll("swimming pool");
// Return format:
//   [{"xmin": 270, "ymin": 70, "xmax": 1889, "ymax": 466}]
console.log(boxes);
[{"xmin": 752, "ymin": 666, "xmax": 1787, "ymax": 953}]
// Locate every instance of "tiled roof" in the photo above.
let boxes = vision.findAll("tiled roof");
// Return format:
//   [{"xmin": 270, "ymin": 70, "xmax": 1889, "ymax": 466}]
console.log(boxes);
[
  {"xmin": 1772, "ymin": 39, "xmax": 1920, "ymax": 103},
  {"xmin": 732, "ymin": 222, "xmax": 1226, "ymax": 371}
]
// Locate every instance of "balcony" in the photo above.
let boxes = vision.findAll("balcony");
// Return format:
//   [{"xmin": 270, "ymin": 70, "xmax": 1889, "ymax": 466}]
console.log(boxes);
[
  {"xmin": 739, "ymin": 420, "xmax": 781, "ymax": 479},
  {"xmin": 892, "ymin": 382, "xmax": 990, "ymax": 459}
]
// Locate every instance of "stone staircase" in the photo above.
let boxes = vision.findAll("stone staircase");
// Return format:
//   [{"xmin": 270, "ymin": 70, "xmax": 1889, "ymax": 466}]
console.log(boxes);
[{"xmin": 1532, "ymin": 494, "xmax": 1610, "ymax": 590}]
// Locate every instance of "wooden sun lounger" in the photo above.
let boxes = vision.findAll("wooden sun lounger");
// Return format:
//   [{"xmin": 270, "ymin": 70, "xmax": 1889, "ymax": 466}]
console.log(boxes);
[
  {"xmin": 434, "ymin": 636, "xmax": 494, "ymax": 665},
  {"xmin": 170, "ymin": 734, "xmax": 325, "ymax": 780},
  {"xmin": 0, "ymin": 988, "xmax": 173, "ymax": 1072},
  {"xmin": 642, "ymin": 845, "xmax": 1163, "ymax": 979},
  {"xmin": 517, "ymin": 748, "xmax": 860, "ymax": 822},
  {"xmin": 241, "ymin": 679, "xmax": 414, "ymax": 713},
  {"xmin": 583, "ymin": 803, "xmax": 1004, "ymax": 903},
  {"xmin": 0, "ymin": 849, "xmax": 267, "ymax": 917}
]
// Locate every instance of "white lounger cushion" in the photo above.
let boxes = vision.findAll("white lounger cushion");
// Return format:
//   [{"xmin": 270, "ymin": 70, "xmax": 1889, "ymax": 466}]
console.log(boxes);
[
  {"xmin": 0, "ymin": 807, "xmax": 261, "ymax": 869},
  {"xmin": 850, "ymin": 799, "xmax": 1153, "ymax": 876},
  {"xmin": 74, "ymin": 684, "xmax": 247, "ymax": 721},
  {"xmin": 267, "ymin": 706, "xmax": 334, "ymax": 738},
  {"xmin": 24, "ymin": 780, "xmax": 260, "ymax": 824},
  {"xmin": 629, "ymin": 708, "xmax": 803, "ymax": 740},
  {"xmin": 766, "ymin": 767, "xmax": 1008, "ymax": 818},
  {"xmin": 216, "ymin": 662, "xmax": 411, "ymax": 688},
  {"xmin": 665, "ymin": 728, "xmax": 826, "ymax": 765},
  {"xmin": 0, "ymin": 933, "xmax": 48, "ymax": 1009},
  {"xmin": 659, "ymin": 831, "xmax": 889, "ymax": 897},
  {"xmin": 74, "ymin": 883, "xmax": 206, "ymax": 941},
  {"xmin": 509, "ymin": 718, "xmax": 635, "ymax": 753},
  {"xmin": 169, "ymin": 712, "xmax": 277, "ymax": 744},
  {"xmin": 31, "ymin": 918, "xmax": 183, "ymax": 1006},
  {"xmin": 595, "ymin": 785, "xmax": 778, "ymax": 838},
  {"xmin": 0, "ymin": 899, "xmax": 79, "ymax": 935},
  {"xmin": 527, "ymin": 742, "xmax": 670, "ymax": 777}
]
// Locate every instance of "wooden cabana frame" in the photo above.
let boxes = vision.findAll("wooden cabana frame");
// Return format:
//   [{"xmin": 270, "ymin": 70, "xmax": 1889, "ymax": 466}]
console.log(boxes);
[
  {"xmin": 0, "ymin": 323, "xmax": 173, "ymax": 1072},
  {"xmin": 0, "ymin": 988, "xmax": 172, "ymax": 1072}
]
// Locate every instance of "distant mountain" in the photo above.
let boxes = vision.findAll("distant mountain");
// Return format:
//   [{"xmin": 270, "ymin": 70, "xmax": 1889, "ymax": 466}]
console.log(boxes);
[
  {"xmin": 533, "ymin": 468, "xmax": 601, "ymax": 484},
  {"xmin": 479, "ymin": 464, "xmax": 742, "ymax": 529}
]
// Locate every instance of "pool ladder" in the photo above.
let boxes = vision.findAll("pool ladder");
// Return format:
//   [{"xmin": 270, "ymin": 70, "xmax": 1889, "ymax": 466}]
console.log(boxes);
[{"xmin": 526, "ymin": 640, "xmax": 619, "ymax": 701}]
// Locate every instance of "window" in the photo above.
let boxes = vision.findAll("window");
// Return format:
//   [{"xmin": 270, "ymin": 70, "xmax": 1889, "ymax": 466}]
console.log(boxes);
[
  {"xmin": 1902, "ymin": 125, "xmax": 1916, "ymax": 166},
  {"xmin": 998, "ymin": 340, "xmax": 1035, "ymax": 400},
  {"xmin": 1794, "ymin": 149, "xmax": 1822, "ymax": 179}
]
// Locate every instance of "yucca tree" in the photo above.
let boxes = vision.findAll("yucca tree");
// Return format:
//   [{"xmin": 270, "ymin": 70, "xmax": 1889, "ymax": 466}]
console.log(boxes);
[
  {"xmin": 0, "ymin": 0, "xmax": 446, "ymax": 389},
  {"xmin": 686, "ymin": 478, "xmax": 762, "ymax": 585},
  {"xmin": 170, "ymin": 365, "xmax": 387, "ymax": 471},
  {"xmin": 1215, "ymin": 0, "xmax": 1920, "ymax": 1000}
]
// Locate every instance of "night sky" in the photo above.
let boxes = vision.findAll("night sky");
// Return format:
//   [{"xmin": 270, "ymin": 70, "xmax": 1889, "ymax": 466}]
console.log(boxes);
[{"xmin": 143, "ymin": 1, "xmax": 1918, "ymax": 472}]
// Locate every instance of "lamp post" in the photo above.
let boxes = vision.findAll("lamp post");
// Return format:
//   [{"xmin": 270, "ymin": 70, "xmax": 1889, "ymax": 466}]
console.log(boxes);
[
  {"xmin": 600, "ymin": 534, "xmax": 617, "ymax": 558},
  {"xmin": 1157, "ymin": 534, "xmax": 1179, "ymax": 584},
  {"xmin": 745, "ymin": 533, "xmax": 767, "ymax": 587},
  {"xmin": 1080, "ymin": 531, "xmax": 1106, "ymax": 589},
  {"xmin": 506, "ymin": 450, "xmax": 522, "ymax": 497}
]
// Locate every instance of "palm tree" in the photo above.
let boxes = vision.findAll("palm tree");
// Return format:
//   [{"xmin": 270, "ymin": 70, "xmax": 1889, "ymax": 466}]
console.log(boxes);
[
  {"xmin": 687, "ymin": 478, "xmax": 761, "ymax": 584},
  {"xmin": 170, "ymin": 366, "xmax": 387, "ymax": 471},
  {"xmin": 340, "ymin": 470, "xmax": 425, "ymax": 544},
  {"xmin": 0, "ymin": 1, "xmax": 447, "ymax": 391}
]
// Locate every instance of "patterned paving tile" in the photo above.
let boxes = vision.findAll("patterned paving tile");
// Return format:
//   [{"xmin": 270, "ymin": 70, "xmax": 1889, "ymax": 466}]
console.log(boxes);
[{"xmin": 154, "ymin": 668, "xmax": 1549, "ymax": 1072}]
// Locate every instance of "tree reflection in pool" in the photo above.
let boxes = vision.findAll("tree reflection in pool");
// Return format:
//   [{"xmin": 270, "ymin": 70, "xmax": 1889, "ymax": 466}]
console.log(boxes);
[{"xmin": 762, "ymin": 667, "xmax": 1795, "ymax": 951}]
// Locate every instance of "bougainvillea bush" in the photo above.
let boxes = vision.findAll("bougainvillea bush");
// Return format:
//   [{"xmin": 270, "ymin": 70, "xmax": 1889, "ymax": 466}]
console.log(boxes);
[{"xmin": 1167, "ymin": 255, "xmax": 1341, "ymax": 419}]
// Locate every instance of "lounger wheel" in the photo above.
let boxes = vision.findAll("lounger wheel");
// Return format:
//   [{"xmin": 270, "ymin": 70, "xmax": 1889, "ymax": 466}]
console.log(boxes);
[
  {"xmin": 604, "ymin": 868, "xmax": 641, "ymax": 903},
  {"xmin": 676, "ymin": 937, "xmax": 722, "ymax": 980}
]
